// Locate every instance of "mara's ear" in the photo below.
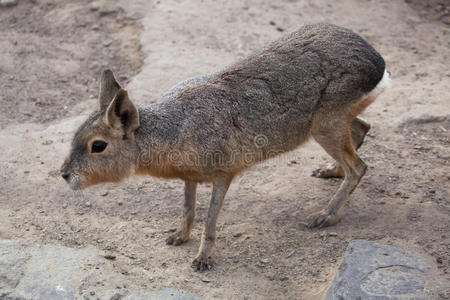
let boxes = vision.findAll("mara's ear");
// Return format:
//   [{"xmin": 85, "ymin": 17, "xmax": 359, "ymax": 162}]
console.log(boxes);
[
  {"xmin": 99, "ymin": 69, "xmax": 122, "ymax": 111},
  {"xmin": 103, "ymin": 89, "xmax": 140, "ymax": 137}
]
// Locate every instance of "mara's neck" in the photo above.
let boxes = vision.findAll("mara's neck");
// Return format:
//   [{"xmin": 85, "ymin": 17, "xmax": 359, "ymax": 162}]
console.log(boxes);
[{"xmin": 133, "ymin": 104, "xmax": 182, "ymax": 178}]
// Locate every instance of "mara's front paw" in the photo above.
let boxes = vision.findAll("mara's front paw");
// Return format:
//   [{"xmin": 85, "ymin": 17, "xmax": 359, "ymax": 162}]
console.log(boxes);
[
  {"xmin": 165, "ymin": 230, "xmax": 189, "ymax": 246},
  {"xmin": 192, "ymin": 255, "xmax": 213, "ymax": 271},
  {"xmin": 307, "ymin": 210, "xmax": 341, "ymax": 228}
]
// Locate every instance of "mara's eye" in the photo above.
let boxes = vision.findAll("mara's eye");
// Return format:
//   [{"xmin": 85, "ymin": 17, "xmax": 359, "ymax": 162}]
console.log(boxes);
[{"xmin": 91, "ymin": 140, "xmax": 108, "ymax": 153}]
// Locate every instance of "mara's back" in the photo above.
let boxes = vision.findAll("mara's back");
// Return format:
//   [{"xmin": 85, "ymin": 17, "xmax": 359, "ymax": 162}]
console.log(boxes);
[
  {"xmin": 146, "ymin": 23, "xmax": 386, "ymax": 170},
  {"xmin": 212, "ymin": 23, "xmax": 384, "ymax": 143}
]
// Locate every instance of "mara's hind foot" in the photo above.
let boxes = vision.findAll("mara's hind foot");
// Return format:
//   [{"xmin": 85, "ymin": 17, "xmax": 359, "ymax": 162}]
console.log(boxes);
[
  {"xmin": 166, "ymin": 230, "xmax": 190, "ymax": 246},
  {"xmin": 307, "ymin": 209, "xmax": 342, "ymax": 228},
  {"xmin": 312, "ymin": 163, "xmax": 344, "ymax": 178}
]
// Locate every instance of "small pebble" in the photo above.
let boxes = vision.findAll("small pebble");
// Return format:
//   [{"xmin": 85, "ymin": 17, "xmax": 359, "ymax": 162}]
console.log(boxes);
[
  {"xmin": 329, "ymin": 232, "xmax": 338, "ymax": 237},
  {"xmin": 98, "ymin": 6, "xmax": 120, "ymax": 16},
  {"xmin": 286, "ymin": 250, "xmax": 295, "ymax": 258},
  {"xmin": 103, "ymin": 253, "xmax": 116, "ymax": 260},
  {"xmin": 70, "ymin": 225, "xmax": 79, "ymax": 232},
  {"xmin": 201, "ymin": 277, "xmax": 211, "ymax": 283},
  {"xmin": 120, "ymin": 267, "xmax": 129, "ymax": 275}
]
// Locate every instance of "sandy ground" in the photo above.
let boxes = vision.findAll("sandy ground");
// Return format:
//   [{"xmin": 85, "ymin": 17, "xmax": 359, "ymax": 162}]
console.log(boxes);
[{"xmin": 0, "ymin": 0, "xmax": 449, "ymax": 299}]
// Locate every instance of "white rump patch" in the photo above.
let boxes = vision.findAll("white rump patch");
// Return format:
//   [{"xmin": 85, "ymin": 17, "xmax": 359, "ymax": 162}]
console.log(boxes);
[{"xmin": 366, "ymin": 69, "xmax": 391, "ymax": 99}]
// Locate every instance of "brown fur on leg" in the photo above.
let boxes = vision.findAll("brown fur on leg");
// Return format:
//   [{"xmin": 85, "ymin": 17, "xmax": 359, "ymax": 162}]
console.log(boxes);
[
  {"xmin": 166, "ymin": 181, "xmax": 197, "ymax": 245},
  {"xmin": 192, "ymin": 175, "xmax": 232, "ymax": 271},
  {"xmin": 308, "ymin": 111, "xmax": 368, "ymax": 228},
  {"xmin": 312, "ymin": 117, "xmax": 371, "ymax": 179}
]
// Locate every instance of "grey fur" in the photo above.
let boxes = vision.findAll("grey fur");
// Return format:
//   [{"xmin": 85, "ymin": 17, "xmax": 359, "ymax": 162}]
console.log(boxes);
[{"xmin": 135, "ymin": 23, "xmax": 385, "ymax": 181}]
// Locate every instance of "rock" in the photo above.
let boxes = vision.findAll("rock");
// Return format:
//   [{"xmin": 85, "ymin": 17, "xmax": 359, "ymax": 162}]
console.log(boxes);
[
  {"xmin": 0, "ymin": 0, "xmax": 17, "ymax": 7},
  {"xmin": 325, "ymin": 240, "xmax": 435, "ymax": 300},
  {"xmin": 328, "ymin": 232, "xmax": 338, "ymax": 237},
  {"xmin": 260, "ymin": 258, "xmax": 270, "ymax": 264},
  {"xmin": 285, "ymin": 250, "xmax": 295, "ymax": 258},
  {"xmin": 103, "ymin": 253, "xmax": 116, "ymax": 260},
  {"xmin": 201, "ymin": 277, "xmax": 211, "ymax": 283},
  {"xmin": 110, "ymin": 293, "xmax": 124, "ymax": 300},
  {"xmin": 0, "ymin": 240, "xmax": 29, "ymax": 291},
  {"xmin": 2, "ymin": 240, "xmax": 99, "ymax": 299},
  {"xmin": 0, "ymin": 239, "xmax": 201, "ymax": 300}
]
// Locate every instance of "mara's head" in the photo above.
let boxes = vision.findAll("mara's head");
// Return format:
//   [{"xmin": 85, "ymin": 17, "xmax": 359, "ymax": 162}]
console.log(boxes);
[{"xmin": 60, "ymin": 70, "xmax": 140, "ymax": 190}]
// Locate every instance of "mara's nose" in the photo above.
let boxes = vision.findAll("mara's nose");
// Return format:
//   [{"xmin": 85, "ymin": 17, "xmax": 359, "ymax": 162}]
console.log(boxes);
[{"xmin": 61, "ymin": 172, "xmax": 70, "ymax": 181}]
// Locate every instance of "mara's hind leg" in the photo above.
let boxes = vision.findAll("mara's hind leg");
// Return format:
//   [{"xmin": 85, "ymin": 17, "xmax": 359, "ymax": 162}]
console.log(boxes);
[
  {"xmin": 311, "ymin": 117, "xmax": 370, "ymax": 178},
  {"xmin": 308, "ymin": 120, "xmax": 367, "ymax": 228}
]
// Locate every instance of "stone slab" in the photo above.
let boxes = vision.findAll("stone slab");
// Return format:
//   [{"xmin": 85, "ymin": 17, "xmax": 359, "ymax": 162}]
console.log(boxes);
[
  {"xmin": 325, "ymin": 239, "xmax": 436, "ymax": 300},
  {"xmin": 0, "ymin": 240, "xmax": 200, "ymax": 300}
]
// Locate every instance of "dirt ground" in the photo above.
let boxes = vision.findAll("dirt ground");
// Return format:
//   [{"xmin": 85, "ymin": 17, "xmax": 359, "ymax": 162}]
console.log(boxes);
[{"xmin": 0, "ymin": 0, "xmax": 449, "ymax": 299}]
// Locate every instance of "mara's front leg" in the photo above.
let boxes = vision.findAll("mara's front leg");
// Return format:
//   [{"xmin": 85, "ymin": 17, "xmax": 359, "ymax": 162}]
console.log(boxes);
[
  {"xmin": 166, "ymin": 181, "xmax": 197, "ymax": 245},
  {"xmin": 193, "ymin": 175, "xmax": 232, "ymax": 271}
]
